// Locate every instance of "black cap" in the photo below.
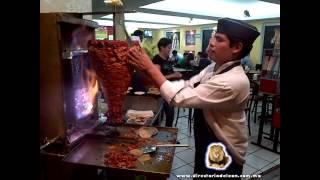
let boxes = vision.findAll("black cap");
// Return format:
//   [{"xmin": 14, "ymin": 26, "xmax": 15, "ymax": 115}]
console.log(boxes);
[{"xmin": 217, "ymin": 18, "xmax": 260, "ymax": 44}]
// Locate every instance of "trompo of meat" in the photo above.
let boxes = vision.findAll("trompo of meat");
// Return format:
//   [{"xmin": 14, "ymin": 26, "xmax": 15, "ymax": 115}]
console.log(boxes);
[{"xmin": 88, "ymin": 40, "xmax": 135, "ymax": 125}]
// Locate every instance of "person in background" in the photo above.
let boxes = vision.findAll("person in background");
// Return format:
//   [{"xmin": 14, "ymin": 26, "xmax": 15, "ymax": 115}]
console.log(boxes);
[
  {"xmin": 198, "ymin": 52, "xmax": 212, "ymax": 71},
  {"xmin": 130, "ymin": 29, "xmax": 147, "ymax": 91},
  {"xmin": 189, "ymin": 52, "xmax": 200, "ymax": 68},
  {"xmin": 169, "ymin": 50, "xmax": 179, "ymax": 66},
  {"xmin": 194, "ymin": 52, "xmax": 202, "ymax": 65},
  {"xmin": 128, "ymin": 18, "xmax": 260, "ymax": 178},
  {"xmin": 185, "ymin": 53, "xmax": 195, "ymax": 69},
  {"xmin": 241, "ymin": 55, "xmax": 253, "ymax": 70},
  {"xmin": 132, "ymin": 29, "xmax": 144, "ymax": 43},
  {"xmin": 176, "ymin": 52, "xmax": 188, "ymax": 68},
  {"xmin": 152, "ymin": 38, "xmax": 182, "ymax": 127}
]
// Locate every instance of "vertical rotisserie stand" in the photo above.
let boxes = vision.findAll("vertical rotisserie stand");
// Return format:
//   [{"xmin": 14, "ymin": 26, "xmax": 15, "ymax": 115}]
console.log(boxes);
[
  {"xmin": 40, "ymin": 12, "xmax": 101, "ymax": 180},
  {"xmin": 40, "ymin": 13, "xmax": 177, "ymax": 180}
]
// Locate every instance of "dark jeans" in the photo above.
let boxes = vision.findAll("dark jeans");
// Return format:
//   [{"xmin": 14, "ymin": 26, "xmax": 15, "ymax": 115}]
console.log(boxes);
[
  {"xmin": 162, "ymin": 101, "xmax": 174, "ymax": 127},
  {"xmin": 193, "ymin": 109, "xmax": 243, "ymax": 179},
  {"xmin": 193, "ymin": 152, "xmax": 243, "ymax": 179}
]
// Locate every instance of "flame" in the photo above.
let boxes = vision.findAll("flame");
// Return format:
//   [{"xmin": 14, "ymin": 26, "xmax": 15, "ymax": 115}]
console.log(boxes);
[
  {"xmin": 87, "ymin": 74, "xmax": 99, "ymax": 112},
  {"xmin": 71, "ymin": 25, "xmax": 99, "ymax": 120},
  {"xmin": 74, "ymin": 79, "xmax": 98, "ymax": 119},
  {"xmin": 74, "ymin": 62, "xmax": 99, "ymax": 120}
]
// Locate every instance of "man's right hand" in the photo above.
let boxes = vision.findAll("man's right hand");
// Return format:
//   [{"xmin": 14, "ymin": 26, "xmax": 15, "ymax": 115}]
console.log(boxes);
[
  {"xmin": 128, "ymin": 46, "xmax": 167, "ymax": 88},
  {"xmin": 128, "ymin": 45, "xmax": 154, "ymax": 72}
]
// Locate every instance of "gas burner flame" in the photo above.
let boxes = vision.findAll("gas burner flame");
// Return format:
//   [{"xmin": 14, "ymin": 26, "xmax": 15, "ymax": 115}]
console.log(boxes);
[
  {"xmin": 71, "ymin": 26, "xmax": 98, "ymax": 120},
  {"xmin": 74, "ymin": 78, "xmax": 98, "ymax": 119},
  {"xmin": 74, "ymin": 59, "xmax": 98, "ymax": 120}
]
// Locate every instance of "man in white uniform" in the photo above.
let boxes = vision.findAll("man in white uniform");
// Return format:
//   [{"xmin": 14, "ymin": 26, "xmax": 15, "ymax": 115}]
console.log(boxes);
[{"xmin": 128, "ymin": 18, "xmax": 260, "ymax": 178}]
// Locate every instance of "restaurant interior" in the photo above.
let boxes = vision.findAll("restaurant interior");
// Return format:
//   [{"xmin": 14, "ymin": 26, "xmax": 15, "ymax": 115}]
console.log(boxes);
[{"xmin": 40, "ymin": 0, "xmax": 280, "ymax": 179}]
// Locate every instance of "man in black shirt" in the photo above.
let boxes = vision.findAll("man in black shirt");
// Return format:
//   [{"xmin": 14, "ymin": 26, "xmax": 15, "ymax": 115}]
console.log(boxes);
[{"xmin": 153, "ymin": 38, "xmax": 182, "ymax": 127}]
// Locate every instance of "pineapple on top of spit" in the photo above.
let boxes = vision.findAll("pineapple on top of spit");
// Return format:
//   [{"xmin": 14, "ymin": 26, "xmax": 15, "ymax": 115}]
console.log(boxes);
[{"xmin": 104, "ymin": 0, "xmax": 123, "ymax": 6}]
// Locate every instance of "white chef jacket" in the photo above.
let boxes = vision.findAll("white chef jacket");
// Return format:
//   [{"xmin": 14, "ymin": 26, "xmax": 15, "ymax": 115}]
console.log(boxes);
[{"xmin": 160, "ymin": 60, "xmax": 250, "ymax": 165}]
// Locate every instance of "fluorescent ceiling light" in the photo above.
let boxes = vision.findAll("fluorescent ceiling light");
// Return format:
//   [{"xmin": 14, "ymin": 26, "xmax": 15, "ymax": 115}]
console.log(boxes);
[
  {"xmin": 141, "ymin": 0, "xmax": 280, "ymax": 20},
  {"xmin": 101, "ymin": 12, "xmax": 217, "ymax": 26},
  {"xmin": 92, "ymin": 19, "xmax": 178, "ymax": 29}
]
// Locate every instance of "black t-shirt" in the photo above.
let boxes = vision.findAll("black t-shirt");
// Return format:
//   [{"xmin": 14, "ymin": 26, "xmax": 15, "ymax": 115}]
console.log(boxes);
[
  {"xmin": 198, "ymin": 58, "xmax": 212, "ymax": 71},
  {"xmin": 152, "ymin": 54, "xmax": 174, "ymax": 75}
]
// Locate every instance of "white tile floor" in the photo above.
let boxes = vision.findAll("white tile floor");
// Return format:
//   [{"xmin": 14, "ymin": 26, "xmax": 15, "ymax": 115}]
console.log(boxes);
[
  {"xmin": 245, "ymin": 154, "xmax": 270, "ymax": 170},
  {"xmin": 164, "ymin": 107, "xmax": 280, "ymax": 180},
  {"xmin": 175, "ymin": 149, "xmax": 195, "ymax": 164}
]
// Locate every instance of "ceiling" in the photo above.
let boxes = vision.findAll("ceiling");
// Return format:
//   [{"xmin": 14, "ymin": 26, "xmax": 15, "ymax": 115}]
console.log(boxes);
[{"xmin": 91, "ymin": 0, "xmax": 280, "ymax": 29}]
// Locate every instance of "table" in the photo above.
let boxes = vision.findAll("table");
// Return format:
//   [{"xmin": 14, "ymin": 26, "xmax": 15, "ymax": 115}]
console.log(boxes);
[
  {"xmin": 173, "ymin": 68, "xmax": 195, "ymax": 80},
  {"xmin": 123, "ymin": 95, "xmax": 163, "ymax": 126},
  {"xmin": 173, "ymin": 67, "xmax": 194, "ymax": 72},
  {"xmin": 247, "ymin": 70, "xmax": 261, "ymax": 74},
  {"xmin": 246, "ymin": 70, "xmax": 261, "ymax": 81}
]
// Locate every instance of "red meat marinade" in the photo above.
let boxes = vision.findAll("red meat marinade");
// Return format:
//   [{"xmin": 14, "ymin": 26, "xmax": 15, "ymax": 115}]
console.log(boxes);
[
  {"xmin": 88, "ymin": 40, "xmax": 136, "ymax": 125},
  {"xmin": 104, "ymin": 150, "xmax": 137, "ymax": 168}
]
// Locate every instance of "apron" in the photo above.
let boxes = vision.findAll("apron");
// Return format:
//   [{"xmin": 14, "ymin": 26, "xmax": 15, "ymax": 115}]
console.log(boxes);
[{"xmin": 193, "ymin": 61, "xmax": 243, "ymax": 178}]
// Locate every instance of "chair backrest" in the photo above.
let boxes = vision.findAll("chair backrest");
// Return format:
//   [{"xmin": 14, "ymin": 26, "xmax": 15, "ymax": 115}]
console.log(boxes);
[
  {"xmin": 255, "ymin": 64, "xmax": 262, "ymax": 71},
  {"xmin": 250, "ymin": 81, "xmax": 260, "ymax": 95},
  {"xmin": 246, "ymin": 72, "xmax": 254, "ymax": 80},
  {"xmin": 260, "ymin": 78, "xmax": 279, "ymax": 94}
]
